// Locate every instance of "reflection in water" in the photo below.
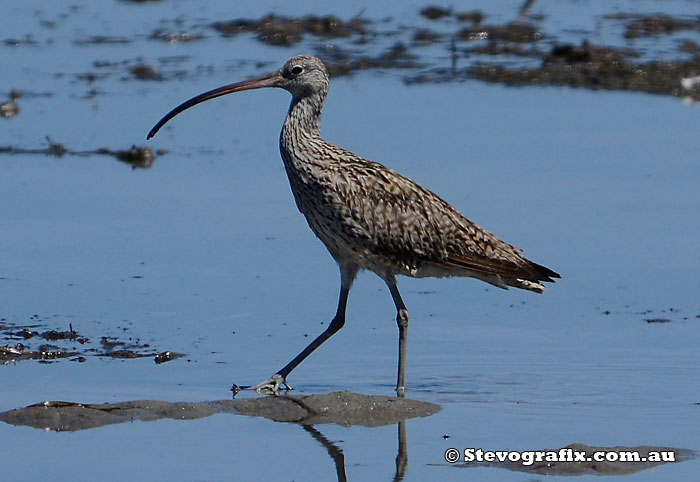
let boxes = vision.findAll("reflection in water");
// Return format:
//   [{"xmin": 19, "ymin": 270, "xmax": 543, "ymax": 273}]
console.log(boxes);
[
  {"xmin": 302, "ymin": 420, "xmax": 409, "ymax": 482},
  {"xmin": 302, "ymin": 425, "xmax": 347, "ymax": 482},
  {"xmin": 394, "ymin": 421, "xmax": 408, "ymax": 482}
]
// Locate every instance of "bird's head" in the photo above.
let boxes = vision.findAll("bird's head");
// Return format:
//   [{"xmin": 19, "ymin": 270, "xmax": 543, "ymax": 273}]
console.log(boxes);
[
  {"xmin": 147, "ymin": 55, "xmax": 329, "ymax": 139},
  {"xmin": 278, "ymin": 55, "xmax": 329, "ymax": 99}
]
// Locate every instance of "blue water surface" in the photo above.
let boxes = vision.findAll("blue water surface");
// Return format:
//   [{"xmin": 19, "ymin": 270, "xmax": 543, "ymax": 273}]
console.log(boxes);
[{"xmin": 2, "ymin": 0, "xmax": 699, "ymax": 480}]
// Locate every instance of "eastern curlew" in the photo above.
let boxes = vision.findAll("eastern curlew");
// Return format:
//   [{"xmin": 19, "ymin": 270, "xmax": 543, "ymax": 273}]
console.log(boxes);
[{"xmin": 147, "ymin": 55, "xmax": 560, "ymax": 396}]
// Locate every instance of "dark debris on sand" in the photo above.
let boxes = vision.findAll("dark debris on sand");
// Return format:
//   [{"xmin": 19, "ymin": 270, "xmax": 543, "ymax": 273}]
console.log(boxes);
[{"xmin": 0, "ymin": 318, "xmax": 182, "ymax": 365}]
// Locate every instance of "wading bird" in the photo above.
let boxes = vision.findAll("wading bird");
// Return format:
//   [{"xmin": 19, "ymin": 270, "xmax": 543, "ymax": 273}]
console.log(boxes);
[{"xmin": 147, "ymin": 55, "xmax": 559, "ymax": 396}]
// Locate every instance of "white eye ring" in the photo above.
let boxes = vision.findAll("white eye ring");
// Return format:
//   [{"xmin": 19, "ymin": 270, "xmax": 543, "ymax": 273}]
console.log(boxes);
[{"xmin": 291, "ymin": 65, "xmax": 304, "ymax": 75}]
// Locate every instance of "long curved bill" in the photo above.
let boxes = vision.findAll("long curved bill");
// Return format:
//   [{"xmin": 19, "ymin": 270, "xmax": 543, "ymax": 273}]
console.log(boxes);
[{"xmin": 147, "ymin": 71, "xmax": 281, "ymax": 140}]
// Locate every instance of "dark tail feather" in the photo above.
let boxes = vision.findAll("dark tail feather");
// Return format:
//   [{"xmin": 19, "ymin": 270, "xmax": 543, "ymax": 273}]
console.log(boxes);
[
  {"xmin": 505, "ymin": 260, "xmax": 560, "ymax": 293},
  {"xmin": 529, "ymin": 261, "xmax": 561, "ymax": 283}
]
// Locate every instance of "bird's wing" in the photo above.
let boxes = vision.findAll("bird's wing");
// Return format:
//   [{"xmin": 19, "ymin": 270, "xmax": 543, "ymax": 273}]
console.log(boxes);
[
  {"xmin": 309, "ymin": 146, "xmax": 558, "ymax": 284},
  {"xmin": 323, "ymin": 158, "xmax": 532, "ymax": 276}
]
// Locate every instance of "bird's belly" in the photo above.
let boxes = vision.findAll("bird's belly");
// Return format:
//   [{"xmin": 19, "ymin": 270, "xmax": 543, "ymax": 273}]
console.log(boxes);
[{"xmin": 299, "ymin": 204, "xmax": 422, "ymax": 277}]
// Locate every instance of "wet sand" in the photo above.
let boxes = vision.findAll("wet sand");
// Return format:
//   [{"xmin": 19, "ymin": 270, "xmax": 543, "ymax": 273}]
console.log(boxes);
[{"xmin": 0, "ymin": 391, "xmax": 439, "ymax": 430}]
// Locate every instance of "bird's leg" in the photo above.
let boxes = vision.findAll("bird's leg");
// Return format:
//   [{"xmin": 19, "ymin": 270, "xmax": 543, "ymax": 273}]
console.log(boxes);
[
  {"xmin": 251, "ymin": 263, "xmax": 358, "ymax": 395},
  {"xmin": 385, "ymin": 277, "xmax": 409, "ymax": 397}
]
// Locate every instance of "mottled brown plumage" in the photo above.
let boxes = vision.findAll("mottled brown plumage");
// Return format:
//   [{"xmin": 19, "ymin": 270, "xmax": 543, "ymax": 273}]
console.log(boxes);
[{"xmin": 148, "ymin": 54, "xmax": 560, "ymax": 395}]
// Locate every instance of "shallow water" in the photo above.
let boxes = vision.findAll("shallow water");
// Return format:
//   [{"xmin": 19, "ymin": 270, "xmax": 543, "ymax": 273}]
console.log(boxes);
[{"xmin": 2, "ymin": 0, "xmax": 700, "ymax": 480}]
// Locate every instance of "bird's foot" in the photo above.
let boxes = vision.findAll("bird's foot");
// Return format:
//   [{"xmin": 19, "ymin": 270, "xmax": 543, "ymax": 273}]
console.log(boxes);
[
  {"xmin": 253, "ymin": 374, "xmax": 292, "ymax": 395},
  {"xmin": 233, "ymin": 374, "xmax": 292, "ymax": 396}
]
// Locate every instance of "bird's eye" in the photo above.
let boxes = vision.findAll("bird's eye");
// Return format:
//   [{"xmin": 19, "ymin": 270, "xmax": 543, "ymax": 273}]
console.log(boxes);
[{"xmin": 291, "ymin": 65, "xmax": 304, "ymax": 75}]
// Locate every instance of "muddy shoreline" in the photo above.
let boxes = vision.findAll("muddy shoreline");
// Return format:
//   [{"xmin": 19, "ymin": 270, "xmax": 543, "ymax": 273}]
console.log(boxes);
[
  {"xmin": 3, "ymin": 6, "xmax": 700, "ymax": 110},
  {"xmin": 4, "ymin": 5, "xmax": 700, "ymax": 164}
]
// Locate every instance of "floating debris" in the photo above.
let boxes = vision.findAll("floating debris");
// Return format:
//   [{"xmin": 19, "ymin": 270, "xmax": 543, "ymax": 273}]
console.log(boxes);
[
  {"xmin": 459, "ymin": 23, "xmax": 541, "ymax": 43},
  {"xmin": 98, "ymin": 336, "xmax": 153, "ymax": 359},
  {"xmin": 154, "ymin": 351, "xmax": 184, "ymax": 364},
  {"xmin": 420, "ymin": 6, "xmax": 452, "ymax": 21},
  {"xmin": 0, "ymin": 101, "xmax": 19, "ymax": 119},
  {"xmin": 106, "ymin": 146, "xmax": 157, "ymax": 168},
  {"xmin": 1, "ymin": 319, "xmax": 169, "ymax": 364},
  {"xmin": 149, "ymin": 29, "xmax": 205, "ymax": 43},
  {"xmin": 5, "ymin": 8, "xmax": 700, "ymax": 108},
  {"xmin": 324, "ymin": 43, "xmax": 421, "ymax": 77},
  {"xmin": 74, "ymin": 72, "xmax": 111, "ymax": 84},
  {"xmin": 457, "ymin": 10, "xmax": 484, "ymax": 24},
  {"xmin": 3, "ymin": 35, "xmax": 38, "ymax": 47},
  {"xmin": 1, "ymin": 343, "xmax": 78, "ymax": 364},
  {"xmin": 604, "ymin": 13, "xmax": 700, "ymax": 39},
  {"xmin": 15, "ymin": 328, "xmax": 38, "ymax": 339},
  {"xmin": 680, "ymin": 40, "xmax": 700, "ymax": 54},
  {"xmin": 129, "ymin": 64, "xmax": 162, "ymax": 81},
  {"xmin": 41, "ymin": 328, "xmax": 87, "ymax": 343},
  {"xmin": 74, "ymin": 35, "xmax": 132, "ymax": 45},
  {"xmin": 0, "ymin": 139, "xmax": 159, "ymax": 168},
  {"xmin": 212, "ymin": 14, "xmax": 367, "ymax": 46},
  {"xmin": 408, "ymin": 39, "xmax": 700, "ymax": 102},
  {"xmin": 413, "ymin": 29, "xmax": 442, "ymax": 45},
  {"xmin": 681, "ymin": 74, "xmax": 700, "ymax": 90}
]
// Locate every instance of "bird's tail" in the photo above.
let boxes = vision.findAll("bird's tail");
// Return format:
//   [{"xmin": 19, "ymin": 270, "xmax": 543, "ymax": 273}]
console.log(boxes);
[{"xmin": 507, "ymin": 261, "xmax": 560, "ymax": 293}]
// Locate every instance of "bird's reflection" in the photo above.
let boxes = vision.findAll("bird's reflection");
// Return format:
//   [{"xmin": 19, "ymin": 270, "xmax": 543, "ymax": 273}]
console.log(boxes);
[
  {"xmin": 302, "ymin": 425, "xmax": 347, "ymax": 482},
  {"xmin": 394, "ymin": 420, "xmax": 408, "ymax": 482},
  {"xmin": 301, "ymin": 420, "xmax": 409, "ymax": 482}
]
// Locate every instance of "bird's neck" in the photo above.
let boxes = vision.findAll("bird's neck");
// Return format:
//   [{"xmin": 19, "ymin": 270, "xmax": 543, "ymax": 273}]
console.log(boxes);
[
  {"xmin": 282, "ymin": 93, "xmax": 324, "ymax": 142},
  {"xmin": 279, "ymin": 92, "xmax": 328, "ymax": 211}
]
